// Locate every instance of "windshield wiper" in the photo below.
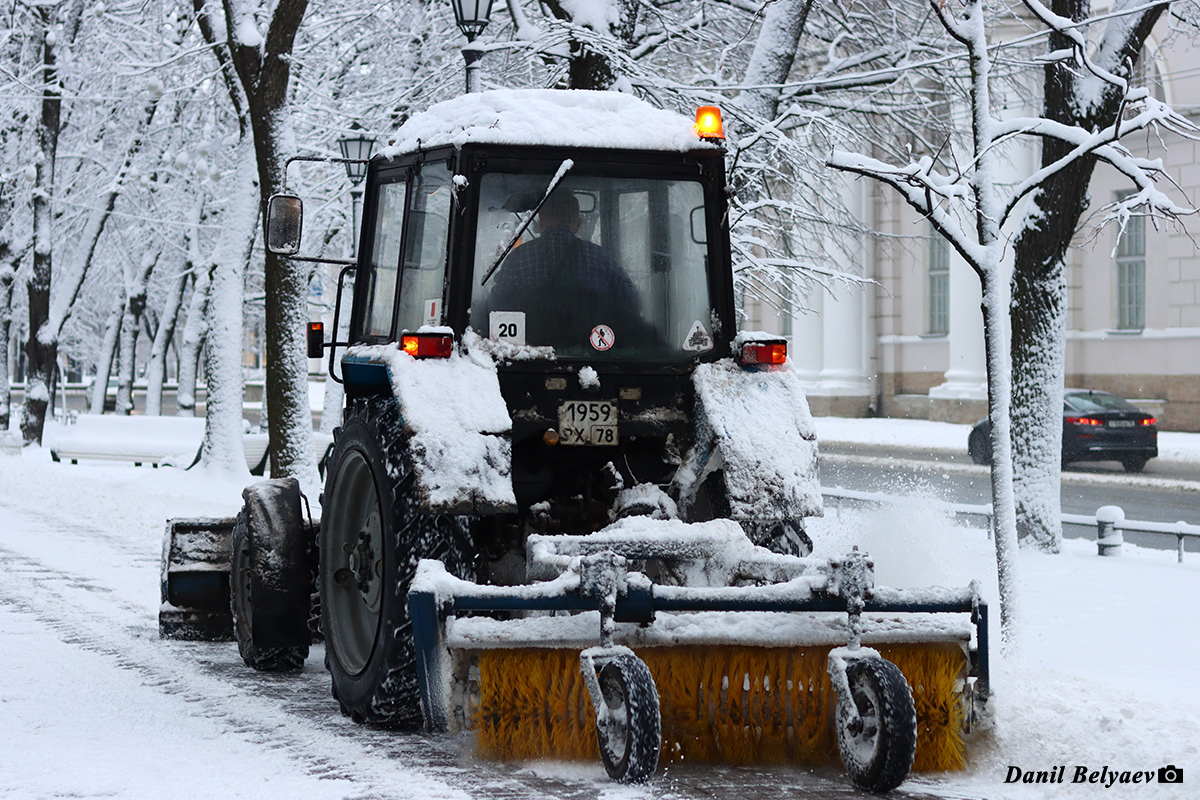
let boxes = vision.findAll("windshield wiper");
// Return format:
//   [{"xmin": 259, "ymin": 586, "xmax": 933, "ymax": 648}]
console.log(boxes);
[{"xmin": 480, "ymin": 159, "xmax": 574, "ymax": 287}]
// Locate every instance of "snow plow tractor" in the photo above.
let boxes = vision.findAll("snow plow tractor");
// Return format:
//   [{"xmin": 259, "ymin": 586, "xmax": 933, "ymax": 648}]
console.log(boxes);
[{"xmin": 160, "ymin": 90, "xmax": 990, "ymax": 792}]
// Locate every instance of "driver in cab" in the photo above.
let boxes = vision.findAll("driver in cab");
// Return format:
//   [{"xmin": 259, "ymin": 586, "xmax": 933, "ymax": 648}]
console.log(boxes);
[{"xmin": 486, "ymin": 190, "xmax": 642, "ymax": 349}]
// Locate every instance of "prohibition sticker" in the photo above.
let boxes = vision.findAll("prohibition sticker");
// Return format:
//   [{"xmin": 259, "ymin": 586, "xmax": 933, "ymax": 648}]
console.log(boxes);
[
  {"xmin": 590, "ymin": 324, "xmax": 615, "ymax": 351},
  {"xmin": 423, "ymin": 298, "xmax": 442, "ymax": 327}
]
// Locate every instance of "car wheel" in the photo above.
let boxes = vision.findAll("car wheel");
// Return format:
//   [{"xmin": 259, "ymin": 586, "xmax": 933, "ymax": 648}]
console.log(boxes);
[
  {"xmin": 968, "ymin": 427, "xmax": 992, "ymax": 465},
  {"xmin": 1122, "ymin": 456, "xmax": 1148, "ymax": 474}
]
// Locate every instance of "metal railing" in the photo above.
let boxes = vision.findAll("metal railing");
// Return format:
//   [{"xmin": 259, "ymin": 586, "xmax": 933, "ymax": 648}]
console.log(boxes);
[{"xmin": 821, "ymin": 487, "xmax": 1200, "ymax": 563}]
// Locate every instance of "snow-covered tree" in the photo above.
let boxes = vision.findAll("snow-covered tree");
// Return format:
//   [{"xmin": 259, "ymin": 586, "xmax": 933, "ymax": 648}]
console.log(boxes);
[
  {"xmin": 189, "ymin": 0, "xmax": 312, "ymax": 482},
  {"xmin": 1009, "ymin": 0, "xmax": 1198, "ymax": 552},
  {"xmin": 828, "ymin": 0, "xmax": 1196, "ymax": 644}
]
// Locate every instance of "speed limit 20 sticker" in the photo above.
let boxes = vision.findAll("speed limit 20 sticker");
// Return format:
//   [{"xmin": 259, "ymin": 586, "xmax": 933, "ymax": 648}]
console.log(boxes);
[{"xmin": 590, "ymin": 324, "xmax": 614, "ymax": 351}]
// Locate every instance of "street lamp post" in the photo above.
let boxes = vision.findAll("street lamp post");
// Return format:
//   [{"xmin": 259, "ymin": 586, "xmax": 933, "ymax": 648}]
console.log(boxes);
[
  {"xmin": 322, "ymin": 125, "xmax": 375, "ymax": 419},
  {"xmin": 337, "ymin": 123, "xmax": 375, "ymax": 253},
  {"xmin": 449, "ymin": 0, "xmax": 494, "ymax": 94}
]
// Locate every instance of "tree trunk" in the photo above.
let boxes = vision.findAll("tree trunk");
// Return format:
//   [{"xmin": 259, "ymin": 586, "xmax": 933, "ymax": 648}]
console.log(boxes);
[
  {"xmin": 541, "ymin": 0, "xmax": 639, "ymax": 90},
  {"xmin": 212, "ymin": 0, "xmax": 317, "ymax": 485},
  {"xmin": 21, "ymin": 5, "xmax": 63, "ymax": 445},
  {"xmin": 147, "ymin": 201, "xmax": 204, "ymax": 416},
  {"xmin": 1008, "ymin": 0, "xmax": 1165, "ymax": 551},
  {"xmin": 177, "ymin": 266, "xmax": 213, "ymax": 417},
  {"xmin": 90, "ymin": 296, "xmax": 124, "ymax": 414},
  {"xmin": 145, "ymin": 266, "xmax": 189, "ymax": 416},
  {"xmin": 198, "ymin": 150, "xmax": 258, "ymax": 474},
  {"xmin": 739, "ymin": 0, "xmax": 815, "ymax": 123},
  {"xmin": 113, "ymin": 252, "xmax": 158, "ymax": 414},
  {"xmin": 0, "ymin": 261, "xmax": 13, "ymax": 431}
]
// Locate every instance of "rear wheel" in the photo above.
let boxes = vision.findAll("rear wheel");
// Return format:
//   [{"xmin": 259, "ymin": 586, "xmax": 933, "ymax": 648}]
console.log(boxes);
[
  {"xmin": 320, "ymin": 398, "xmax": 476, "ymax": 728},
  {"xmin": 835, "ymin": 657, "xmax": 917, "ymax": 793},
  {"xmin": 1122, "ymin": 456, "xmax": 1148, "ymax": 473},
  {"xmin": 687, "ymin": 470, "xmax": 812, "ymax": 556}
]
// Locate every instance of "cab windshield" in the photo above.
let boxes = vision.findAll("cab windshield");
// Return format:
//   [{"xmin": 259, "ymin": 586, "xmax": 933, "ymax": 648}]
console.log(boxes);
[{"xmin": 469, "ymin": 171, "xmax": 715, "ymax": 361}]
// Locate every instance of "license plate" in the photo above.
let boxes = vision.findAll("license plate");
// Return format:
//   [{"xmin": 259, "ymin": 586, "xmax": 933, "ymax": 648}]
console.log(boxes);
[
  {"xmin": 558, "ymin": 400, "xmax": 618, "ymax": 446},
  {"xmin": 1108, "ymin": 420, "xmax": 1135, "ymax": 428}
]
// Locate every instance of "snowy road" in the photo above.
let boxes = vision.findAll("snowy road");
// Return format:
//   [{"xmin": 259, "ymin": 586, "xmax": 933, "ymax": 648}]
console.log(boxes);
[
  {"xmin": 3, "ymin": 448, "xmax": 1197, "ymax": 799},
  {"xmin": 0, "ymin": 459, "xmax": 978, "ymax": 800},
  {"xmin": 818, "ymin": 449, "xmax": 1200, "ymax": 553}
]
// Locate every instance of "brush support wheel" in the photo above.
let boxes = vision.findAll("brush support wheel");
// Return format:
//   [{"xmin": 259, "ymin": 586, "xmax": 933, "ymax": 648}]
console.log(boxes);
[
  {"xmin": 595, "ymin": 654, "xmax": 661, "ymax": 783},
  {"xmin": 835, "ymin": 657, "xmax": 918, "ymax": 793}
]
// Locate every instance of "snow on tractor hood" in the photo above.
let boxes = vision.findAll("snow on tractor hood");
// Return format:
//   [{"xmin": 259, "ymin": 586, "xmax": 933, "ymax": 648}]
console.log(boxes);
[{"xmin": 380, "ymin": 89, "xmax": 722, "ymax": 156}]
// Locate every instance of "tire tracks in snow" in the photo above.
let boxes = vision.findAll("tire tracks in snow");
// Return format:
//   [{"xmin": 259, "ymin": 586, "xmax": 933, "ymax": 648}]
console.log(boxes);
[{"xmin": 0, "ymin": 503, "xmax": 604, "ymax": 800}]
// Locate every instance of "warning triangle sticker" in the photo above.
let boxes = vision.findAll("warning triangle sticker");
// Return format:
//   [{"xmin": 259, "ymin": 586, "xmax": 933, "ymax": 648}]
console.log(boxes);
[{"xmin": 682, "ymin": 320, "xmax": 714, "ymax": 352}]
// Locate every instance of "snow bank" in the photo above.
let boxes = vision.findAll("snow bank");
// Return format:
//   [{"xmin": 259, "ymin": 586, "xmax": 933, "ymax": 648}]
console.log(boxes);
[
  {"xmin": 809, "ymin": 501, "xmax": 1199, "ymax": 800},
  {"xmin": 382, "ymin": 89, "xmax": 718, "ymax": 155},
  {"xmin": 45, "ymin": 415, "xmax": 205, "ymax": 465}
]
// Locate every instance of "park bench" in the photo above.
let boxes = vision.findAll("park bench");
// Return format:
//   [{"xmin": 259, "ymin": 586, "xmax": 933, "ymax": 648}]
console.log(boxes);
[{"xmin": 48, "ymin": 415, "xmax": 333, "ymax": 475}]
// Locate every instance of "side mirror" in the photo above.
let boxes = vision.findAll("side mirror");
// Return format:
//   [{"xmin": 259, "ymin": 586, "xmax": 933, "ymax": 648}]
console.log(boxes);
[
  {"xmin": 306, "ymin": 322, "xmax": 325, "ymax": 359},
  {"xmin": 266, "ymin": 193, "xmax": 304, "ymax": 255}
]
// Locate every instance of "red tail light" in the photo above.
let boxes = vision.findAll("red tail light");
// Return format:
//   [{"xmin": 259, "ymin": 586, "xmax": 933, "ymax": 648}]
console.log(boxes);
[
  {"xmin": 306, "ymin": 322, "xmax": 324, "ymax": 359},
  {"xmin": 739, "ymin": 341, "xmax": 787, "ymax": 366},
  {"xmin": 1065, "ymin": 416, "xmax": 1102, "ymax": 426},
  {"xmin": 400, "ymin": 333, "xmax": 453, "ymax": 359},
  {"xmin": 1140, "ymin": 417, "xmax": 1156, "ymax": 426}
]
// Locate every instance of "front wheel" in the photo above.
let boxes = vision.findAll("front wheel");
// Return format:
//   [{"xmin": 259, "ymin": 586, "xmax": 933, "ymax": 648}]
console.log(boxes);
[
  {"xmin": 835, "ymin": 657, "xmax": 917, "ymax": 793},
  {"xmin": 595, "ymin": 654, "xmax": 661, "ymax": 784},
  {"xmin": 230, "ymin": 479, "xmax": 311, "ymax": 672}
]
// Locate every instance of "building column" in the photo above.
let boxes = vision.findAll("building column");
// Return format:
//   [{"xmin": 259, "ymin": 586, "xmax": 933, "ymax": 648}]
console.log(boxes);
[
  {"xmin": 816, "ymin": 285, "xmax": 871, "ymax": 395},
  {"xmin": 790, "ymin": 290, "xmax": 824, "ymax": 386},
  {"xmin": 929, "ymin": 253, "xmax": 987, "ymax": 398}
]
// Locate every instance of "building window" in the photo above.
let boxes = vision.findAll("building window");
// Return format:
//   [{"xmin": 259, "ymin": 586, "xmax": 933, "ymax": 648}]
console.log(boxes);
[
  {"xmin": 928, "ymin": 224, "xmax": 949, "ymax": 335},
  {"xmin": 1115, "ymin": 191, "xmax": 1145, "ymax": 331}
]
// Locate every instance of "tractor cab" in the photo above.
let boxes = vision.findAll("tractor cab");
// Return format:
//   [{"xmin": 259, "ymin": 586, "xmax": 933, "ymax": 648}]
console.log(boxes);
[
  {"xmin": 355, "ymin": 146, "xmax": 732, "ymax": 365},
  {"xmin": 277, "ymin": 91, "xmax": 756, "ymax": 535}
]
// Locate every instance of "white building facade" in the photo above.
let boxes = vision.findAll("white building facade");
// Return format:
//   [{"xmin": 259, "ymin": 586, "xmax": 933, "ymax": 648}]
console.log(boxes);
[{"xmin": 755, "ymin": 15, "xmax": 1200, "ymax": 433}]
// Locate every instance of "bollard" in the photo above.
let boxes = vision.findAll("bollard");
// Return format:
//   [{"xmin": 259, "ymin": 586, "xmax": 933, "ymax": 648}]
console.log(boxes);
[{"xmin": 1095, "ymin": 505, "xmax": 1125, "ymax": 556}]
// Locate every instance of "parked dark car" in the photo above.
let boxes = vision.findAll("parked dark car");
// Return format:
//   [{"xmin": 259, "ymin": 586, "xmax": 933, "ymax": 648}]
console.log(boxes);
[{"xmin": 968, "ymin": 389, "xmax": 1158, "ymax": 472}]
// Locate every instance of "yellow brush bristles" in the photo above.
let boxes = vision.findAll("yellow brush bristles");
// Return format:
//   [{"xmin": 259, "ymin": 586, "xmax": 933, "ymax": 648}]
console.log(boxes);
[{"xmin": 472, "ymin": 642, "xmax": 969, "ymax": 771}]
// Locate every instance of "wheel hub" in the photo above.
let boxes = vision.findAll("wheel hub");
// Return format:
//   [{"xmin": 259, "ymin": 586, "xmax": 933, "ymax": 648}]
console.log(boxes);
[
  {"xmin": 349, "ymin": 527, "xmax": 377, "ymax": 592},
  {"xmin": 324, "ymin": 449, "xmax": 385, "ymax": 676}
]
